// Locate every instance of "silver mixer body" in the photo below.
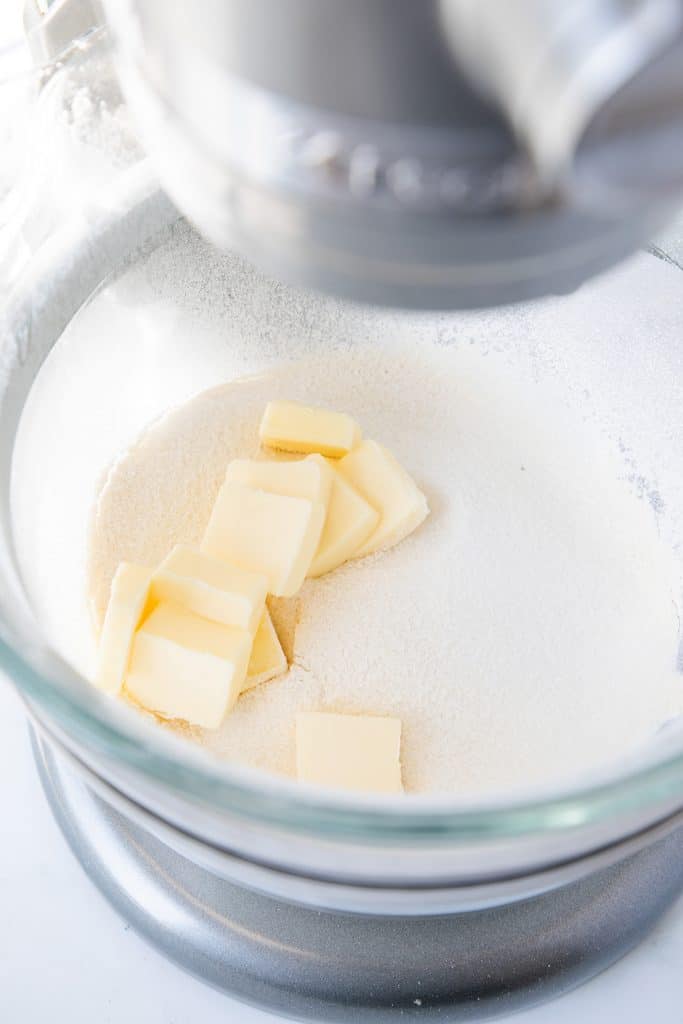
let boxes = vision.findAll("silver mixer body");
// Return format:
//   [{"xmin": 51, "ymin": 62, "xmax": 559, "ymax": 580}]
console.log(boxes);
[
  {"xmin": 33, "ymin": 724, "xmax": 683, "ymax": 1022},
  {"xmin": 104, "ymin": 0, "xmax": 683, "ymax": 308}
]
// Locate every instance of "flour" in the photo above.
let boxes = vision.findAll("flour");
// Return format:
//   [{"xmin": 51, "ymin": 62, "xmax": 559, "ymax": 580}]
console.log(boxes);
[
  {"xmin": 2, "ymin": 36, "xmax": 143, "ymax": 284},
  {"xmin": 87, "ymin": 343, "xmax": 682, "ymax": 795}
]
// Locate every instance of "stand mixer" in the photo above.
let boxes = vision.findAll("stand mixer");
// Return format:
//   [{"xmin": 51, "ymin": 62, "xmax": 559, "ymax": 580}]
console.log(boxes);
[
  {"xmin": 4, "ymin": 1, "xmax": 683, "ymax": 1019},
  {"xmin": 104, "ymin": 0, "xmax": 683, "ymax": 307}
]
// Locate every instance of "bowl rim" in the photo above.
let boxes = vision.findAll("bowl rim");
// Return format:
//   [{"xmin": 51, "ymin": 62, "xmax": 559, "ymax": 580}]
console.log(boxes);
[{"xmin": 5, "ymin": 627, "xmax": 683, "ymax": 845}]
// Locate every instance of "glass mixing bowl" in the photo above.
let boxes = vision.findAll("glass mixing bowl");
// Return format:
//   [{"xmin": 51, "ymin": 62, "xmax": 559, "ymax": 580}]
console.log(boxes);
[
  {"xmin": 0, "ymin": 6, "xmax": 683, "ymax": 921},
  {"xmin": 2, "ymin": 158, "xmax": 683, "ymax": 908}
]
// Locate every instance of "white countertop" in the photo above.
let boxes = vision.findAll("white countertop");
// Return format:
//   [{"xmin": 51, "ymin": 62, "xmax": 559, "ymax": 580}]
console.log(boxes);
[{"xmin": 0, "ymin": 680, "xmax": 680, "ymax": 1023}]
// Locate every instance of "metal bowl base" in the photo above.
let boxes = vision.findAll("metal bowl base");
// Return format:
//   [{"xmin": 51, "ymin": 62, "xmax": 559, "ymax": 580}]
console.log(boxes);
[{"xmin": 32, "ymin": 729, "xmax": 683, "ymax": 1022}]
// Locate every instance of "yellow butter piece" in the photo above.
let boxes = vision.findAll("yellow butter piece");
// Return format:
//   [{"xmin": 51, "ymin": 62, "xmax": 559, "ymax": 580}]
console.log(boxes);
[
  {"xmin": 225, "ymin": 454, "xmax": 333, "ymax": 506},
  {"xmin": 95, "ymin": 563, "xmax": 153, "ymax": 694},
  {"xmin": 308, "ymin": 461, "xmax": 380, "ymax": 577},
  {"xmin": 259, "ymin": 400, "xmax": 361, "ymax": 458},
  {"xmin": 243, "ymin": 608, "xmax": 287, "ymax": 692},
  {"xmin": 126, "ymin": 601, "xmax": 251, "ymax": 729},
  {"xmin": 153, "ymin": 544, "xmax": 267, "ymax": 633},
  {"xmin": 255, "ymin": 448, "xmax": 303, "ymax": 463},
  {"xmin": 295, "ymin": 711, "xmax": 403, "ymax": 793},
  {"xmin": 337, "ymin": 440, "xmax": 429, "ymax": 557},
  {"xmin": 201, "ymin": 481, "xmax": 325, "ymax": 597}
]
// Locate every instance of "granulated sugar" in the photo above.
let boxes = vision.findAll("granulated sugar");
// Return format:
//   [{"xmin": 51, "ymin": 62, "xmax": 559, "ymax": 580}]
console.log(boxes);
[
  {"xmin": 87, "ymin": 343, "xmax": 682, "ymax": 795},
  {"xmin": 11, "ymin": 221, "xmax": 683, "ymax": 797}
]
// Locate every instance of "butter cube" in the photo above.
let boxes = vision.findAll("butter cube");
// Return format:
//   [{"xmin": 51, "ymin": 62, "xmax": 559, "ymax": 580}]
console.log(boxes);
[
  {"xmin": 126, "ymin": 601, "xmax": 251, "ymax": 728},
  {"xmin": 225, "ymin": 454, "xmax": 333, "ymax": 506},
  {"xmin": 337, "ymin": 441, "xmax": 429, "ymax": 557},
  {"xmin": 95, "ymin": 563, "xmax": 152, "ymax": 694},
  {"xmin": 259, "ymin": 400, "xmax": 361, "ymax": 458},
  {"xmin": 153, "ymin": 544, "xmax": 267, "ymax": 633},
  {"xmin": 295, "ymin": 712, "xmax": 403, "ymax": 793},
  {"xmin": 255, "ymin": 448, "xmax": 303, "ymax": 463},
  {"xmin": 202, "ymin": 481, "xmax": 325, "ymax": 596},
  {"xmin": 309, "ymin": 461, "xmax": 380, "ymax": 577},
  {"xmin": 233, "ymin": 451, "xmax": 379, "ymax": 577},
  {"xmin": 243, "ymin": 608, "xmax": 287, "ymax": 692}
]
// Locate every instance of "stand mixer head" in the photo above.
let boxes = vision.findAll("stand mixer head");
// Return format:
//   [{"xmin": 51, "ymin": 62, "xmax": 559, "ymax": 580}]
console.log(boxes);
[{"xmin": 37, "ymin": 0, "xmax": 683, "ymax": 307}]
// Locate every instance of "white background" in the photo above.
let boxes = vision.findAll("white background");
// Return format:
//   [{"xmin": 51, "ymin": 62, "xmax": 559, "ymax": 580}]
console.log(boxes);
[{"xmin": 1, "ymin": 3, "xmax": 681, "ymax": 1022}]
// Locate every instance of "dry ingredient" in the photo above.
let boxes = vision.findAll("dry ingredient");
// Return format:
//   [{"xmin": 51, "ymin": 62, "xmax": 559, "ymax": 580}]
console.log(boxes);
[
  {"xmin": 11, "ymin": 222, "xmax": 683, "ymax": 797},
  {"xmin": 96, "ymin": 403, "xmax": 426, "ymax": 780},
  {"xmin": 84, "ymin": 345, "xmax": 682, "ymax": 795}
]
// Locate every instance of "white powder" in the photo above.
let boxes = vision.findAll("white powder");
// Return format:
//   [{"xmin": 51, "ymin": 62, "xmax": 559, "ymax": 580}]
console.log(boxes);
[
  {"xmin": 87, "ymin": 343, "xmax": 682, "ymax": 795},
  {"xmin": 2, "ymin": 37, "xmax": 143, "ymax": 287},
  {"xmin": 11, "ymin": 222, "xmax": 683, "ymax": 798}
]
